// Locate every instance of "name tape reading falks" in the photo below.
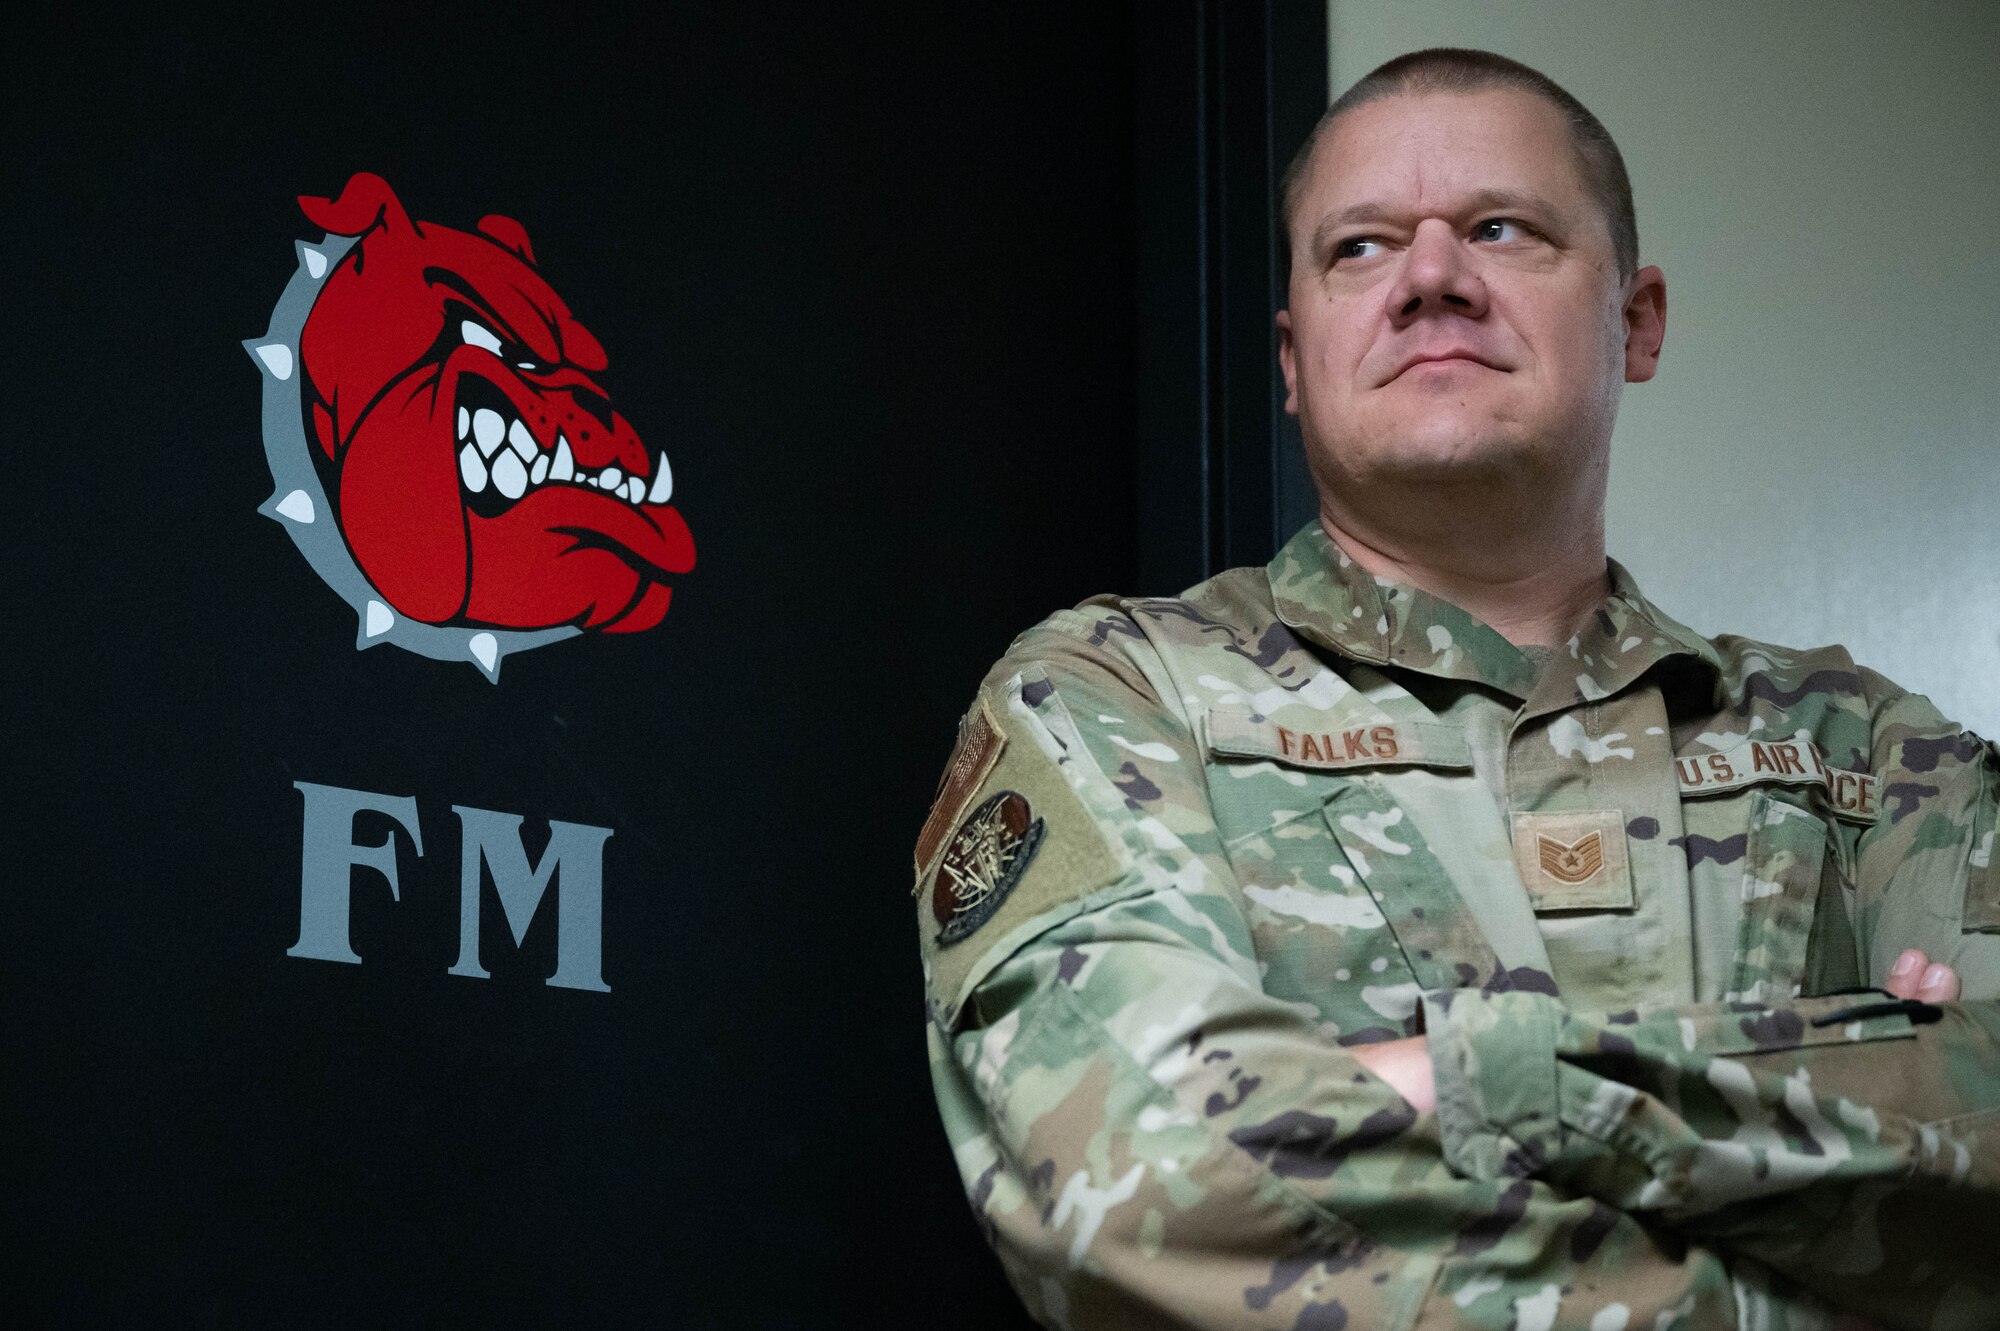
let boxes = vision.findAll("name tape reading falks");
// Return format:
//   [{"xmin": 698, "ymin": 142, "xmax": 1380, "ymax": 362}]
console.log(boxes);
[{"xmin": 1206, "ymin": 709, "xmax": 1472, "ymax": 771}]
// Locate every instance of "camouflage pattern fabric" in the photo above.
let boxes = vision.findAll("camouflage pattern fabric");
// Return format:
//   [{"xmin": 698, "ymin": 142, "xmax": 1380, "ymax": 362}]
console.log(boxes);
[{"xmin": 916, "ymin": 524, "xmax": 2000, "ymax": 1331}]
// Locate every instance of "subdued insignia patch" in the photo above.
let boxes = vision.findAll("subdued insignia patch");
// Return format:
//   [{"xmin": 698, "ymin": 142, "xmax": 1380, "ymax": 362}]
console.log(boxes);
[
  {"xmin": 916, "ymin": 674, "xmax": 1130, "ymax": 1028},
  {"xmin": 932, "ymin": 790, "xmax": 1045, "ymax": 946},
  {"xmin": 1511, "ymin": 809, "xmax": 1634, "ymax": 911},
  {"xmin": 913, "ymin": 700, "xmax": 1007, "ymax": 886},
  {"xmin": 1538, "ymin": 831, "xmax": 1604, "ymax": 884}
]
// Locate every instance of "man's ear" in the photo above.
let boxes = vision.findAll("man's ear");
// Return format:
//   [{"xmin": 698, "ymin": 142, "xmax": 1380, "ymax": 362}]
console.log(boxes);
[
  {"xmin": 1275, "ymin": 308, "xmax": 1299, "ymax": 415},
  {"xmin": 1622, "ymin": 265, "xmax": 1667, "ymax": 384}
]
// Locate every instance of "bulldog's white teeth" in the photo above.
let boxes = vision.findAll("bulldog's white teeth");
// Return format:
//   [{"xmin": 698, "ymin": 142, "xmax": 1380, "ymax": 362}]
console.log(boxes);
[
  {"xmin": 624, "ymin": 477, "xmax": 645, "ymax": 504},
  {"xmin": 457, "ymin": 406, "xmax": 470, "ymax": 440},
  {"xmin": 647, "ymin": 453, "xmax": 673, "ymax": 504},
  {"xmin": 491, "ymin": 448, "xmax": 529, "ymax": 500},
  {"xmin": 529, "ymin": 453, "xmax": 550, "ymax": 485},
  {"xmin": 507, "ymin": 418, "xmax": 536, "ymax": 462},
  {"xmin": 551, "ymin": 436, "xmax": 575, "ymax": 482},
  {"xmin": 459, "ymin": 442, "xmax": 489, "ymax": 492},
  {"xmin": 473, "ymin": 408, "xmax": 505, "ymax": 456},
  {"xmin": 600, "ymin": 466, "xmax": 623, "ymax": 491}
]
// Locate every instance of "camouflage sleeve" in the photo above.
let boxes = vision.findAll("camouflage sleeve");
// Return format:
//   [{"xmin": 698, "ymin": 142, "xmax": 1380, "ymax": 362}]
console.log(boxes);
[
  {"xmin": 1853, "ymin": 677, "xmax": 2000, "ymax": 994},
  {"xmin": 1419, "ymin": 681, "xmax": 2000, "ymax": 1328},
  {"xmin": 922, "ymin": 612, "xmax": 1754, "ymax": 1331},
  {"xmin": 1421, "ymin": 986, "xmax": 2000, "ymax": 1327}
]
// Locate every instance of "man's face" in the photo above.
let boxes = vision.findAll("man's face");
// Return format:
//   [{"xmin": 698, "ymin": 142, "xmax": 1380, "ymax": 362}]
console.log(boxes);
[{"xmin": 1278, "ymin": 88, "xmax": 1662, "ymax": 505}]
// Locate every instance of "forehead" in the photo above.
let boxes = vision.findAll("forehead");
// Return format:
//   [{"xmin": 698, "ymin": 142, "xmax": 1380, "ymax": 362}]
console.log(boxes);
[{"xmin": 1305, "ymin": 87, "xmax": 1592, "ymax": 216}]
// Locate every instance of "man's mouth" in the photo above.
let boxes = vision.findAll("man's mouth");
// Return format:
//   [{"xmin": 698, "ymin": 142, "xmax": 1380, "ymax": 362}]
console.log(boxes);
[
  {"xmin": 1387, "ymin": 349, "xmax": 1503, "ymax": 383},
  {"xmin": 452, "ymin": 380, "xmax": 669, "ymax": 520}
]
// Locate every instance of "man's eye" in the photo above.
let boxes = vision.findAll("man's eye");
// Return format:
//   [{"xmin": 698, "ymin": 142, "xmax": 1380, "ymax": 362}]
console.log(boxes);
[
  {"xmin": 1473, "ymin": 218, "xmax": 1528, "ymax": 243},
  {"xmin": 1333, "ymin": 237, "xmax": 1384, "ymax": 263}
]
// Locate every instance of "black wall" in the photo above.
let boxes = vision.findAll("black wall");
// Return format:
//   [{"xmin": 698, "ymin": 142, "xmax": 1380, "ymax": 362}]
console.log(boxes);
[{"xmin": 6, "ymin": 5, "xmax": 1319, "ymax": 1326}]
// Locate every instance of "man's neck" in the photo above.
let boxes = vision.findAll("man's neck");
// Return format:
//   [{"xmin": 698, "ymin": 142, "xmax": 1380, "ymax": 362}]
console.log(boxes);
[{"xmin": 1319, "ymin": 510, "xmax": 1609, "ymax": 649}]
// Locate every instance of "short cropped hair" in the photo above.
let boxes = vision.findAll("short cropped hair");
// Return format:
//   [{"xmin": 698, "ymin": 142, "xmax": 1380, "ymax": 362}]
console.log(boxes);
[{"xmin": 1281, "ymin": 48, "xmax": 1640, "ymax": 279}]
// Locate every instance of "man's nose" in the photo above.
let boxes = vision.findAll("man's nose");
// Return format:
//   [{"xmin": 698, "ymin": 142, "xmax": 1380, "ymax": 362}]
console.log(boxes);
[{"xmin": 1386, "ymin": 219, "xmax": 1487, "ymax": 324}]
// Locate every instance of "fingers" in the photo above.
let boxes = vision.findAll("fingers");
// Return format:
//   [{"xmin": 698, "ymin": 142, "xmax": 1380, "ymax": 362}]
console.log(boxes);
[
  {"xmin": 1886, "ymin": 948, "xmax": 1928, "ymax": 999},
  {"xmin": 1347, "ymin": 1036, "xmax": 1437, "ymax": 1114},
  {"xmin": 1918, "ymin": 962, "xmax": 1962, "ymax": 1003},
  {"xmin": 1884, "ymin": 949, "xmax": 1961, "ymax": 1002}
]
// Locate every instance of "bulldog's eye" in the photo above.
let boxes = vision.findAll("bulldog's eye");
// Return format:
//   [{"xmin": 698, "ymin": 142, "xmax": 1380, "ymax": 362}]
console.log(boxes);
[
  {"xmin": 460, "ymin": 320, "xmax": 504, "ymax": 354},
  {"xmin": 515, "ymin": 360, "xmax": 539, "ymax": 372}
]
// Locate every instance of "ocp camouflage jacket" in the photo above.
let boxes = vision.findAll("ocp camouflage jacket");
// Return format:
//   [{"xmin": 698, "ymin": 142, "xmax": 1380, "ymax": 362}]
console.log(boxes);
[{"xmin": 916, "ymin": 524, "xmax": 2000, "ymax": 1331}]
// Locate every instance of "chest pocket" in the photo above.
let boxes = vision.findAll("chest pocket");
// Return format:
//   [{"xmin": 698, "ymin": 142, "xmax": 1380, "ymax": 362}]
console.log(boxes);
[
  {"xmin": 1319, "ymin": 775, "xmax": 1538, "ymax": 998},
  {"xmin": 1725, "ymin": 791, "xmax": 1840, "ymax": 1001},
  {"xmin": 1678, "ymin": 740, "xmax": 1866, "ymax": 1000},
  {"xmin": 1203, "ymin": 707, "xmax": 1522, "ymax": 1041}
]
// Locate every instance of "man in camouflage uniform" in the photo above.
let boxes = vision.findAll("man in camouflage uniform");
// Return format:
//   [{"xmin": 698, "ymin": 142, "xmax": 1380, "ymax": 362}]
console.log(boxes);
[{"xmin": 915, "ymin": 49, "xmax": 2000, "ymax": 1331}]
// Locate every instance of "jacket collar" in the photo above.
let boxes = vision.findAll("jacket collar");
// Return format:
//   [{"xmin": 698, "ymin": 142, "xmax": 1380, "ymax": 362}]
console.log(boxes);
[{"xmin": 1264, "ymin": 523, "xmax": 1718, "ymax": 710}]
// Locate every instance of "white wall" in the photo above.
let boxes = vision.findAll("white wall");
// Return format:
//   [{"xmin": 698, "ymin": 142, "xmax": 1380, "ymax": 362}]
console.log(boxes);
[{"xmin": 1327, "ymin": 0, "xmax": 2000, "ymax": 735}]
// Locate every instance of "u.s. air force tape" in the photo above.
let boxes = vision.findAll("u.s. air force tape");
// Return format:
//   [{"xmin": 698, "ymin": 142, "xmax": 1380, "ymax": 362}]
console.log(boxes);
[{"xmin": 1676, "ymin": 736, "xmax": 1879, "ymax": 824}]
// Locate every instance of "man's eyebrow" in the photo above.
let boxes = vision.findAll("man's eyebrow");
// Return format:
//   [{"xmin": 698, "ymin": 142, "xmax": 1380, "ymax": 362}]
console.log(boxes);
[
  {"xmin": 1309, "ymin": 188, "xmax": 1572, "ymax": 254},
  {"xmin": 1457, "ymin": 188, "xmax": 1570, "ymax": 221}
]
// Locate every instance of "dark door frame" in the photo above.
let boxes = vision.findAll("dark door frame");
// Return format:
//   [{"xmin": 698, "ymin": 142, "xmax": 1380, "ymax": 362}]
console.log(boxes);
[{"xmin": 1133, "ymin": 0, "xmax": 1327, "ymax": 594}]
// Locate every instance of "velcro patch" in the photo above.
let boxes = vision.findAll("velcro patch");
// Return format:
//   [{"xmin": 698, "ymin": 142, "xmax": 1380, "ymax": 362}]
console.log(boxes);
[
  {"xmin": 917, "ymin": 685, "xmax": 1128, "ymax": 1028},
  {"xmin": 1676, "ymin": 737, "xmax": 1879, "ymax": 825},
  {"xmin": 1207, "ymin": 707, "xmax": 1471, "ymax": 771},
  {"xmin": 914, "ymin": 700, "xmax": 1006, "ymax": 881},
  {"xmin": 1510, "ymin": 810, "xmax": 1634, "ymax": 911}
]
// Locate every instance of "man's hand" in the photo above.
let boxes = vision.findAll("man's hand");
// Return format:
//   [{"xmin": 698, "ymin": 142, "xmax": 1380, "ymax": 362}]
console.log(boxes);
[
  {"xmin": 1347, "ymin": 1034, "xmax": 1436, "ymax": 1113},
  {"xmin": 1885, "ymin": 949, "xmax": 1961, "ymax": 1002}
]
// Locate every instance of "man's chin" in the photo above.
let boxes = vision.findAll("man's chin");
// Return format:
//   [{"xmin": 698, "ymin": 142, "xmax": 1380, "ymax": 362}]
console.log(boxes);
[{"xmin": 1328, "ymin": 436, "xmax": 1546, "ymax": 488}]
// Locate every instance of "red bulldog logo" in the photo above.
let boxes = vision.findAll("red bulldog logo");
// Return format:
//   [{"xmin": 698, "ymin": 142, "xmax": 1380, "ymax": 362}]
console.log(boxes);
[{"xmin": 246, "ymin": 173, "xmax": 694, "ymax": 678}]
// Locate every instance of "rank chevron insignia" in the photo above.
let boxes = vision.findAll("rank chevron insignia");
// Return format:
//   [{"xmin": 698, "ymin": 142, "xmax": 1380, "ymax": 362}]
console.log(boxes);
[{"xmin": 1538, "ymin": 831, "xmax": 1605, "ymax": 885}]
